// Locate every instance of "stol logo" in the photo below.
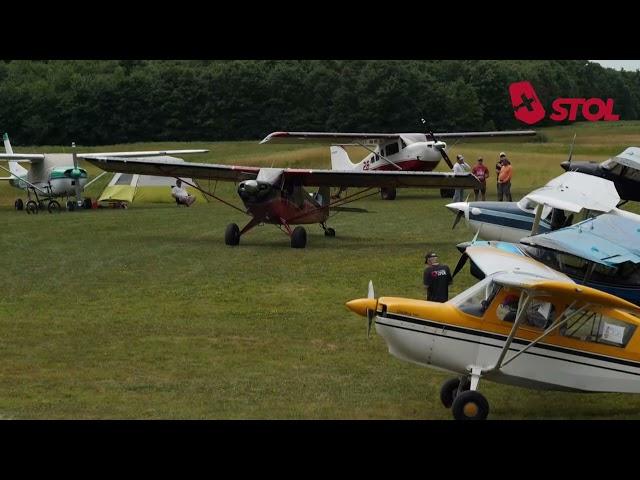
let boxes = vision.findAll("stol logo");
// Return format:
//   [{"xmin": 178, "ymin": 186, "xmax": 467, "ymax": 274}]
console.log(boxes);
[{"xmin": 509, "ymin": 80, "xmax": 619, "ymax": 125}]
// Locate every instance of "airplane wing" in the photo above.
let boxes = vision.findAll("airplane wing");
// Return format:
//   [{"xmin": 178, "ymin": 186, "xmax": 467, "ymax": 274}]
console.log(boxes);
[
  {"xmin": 260, "ymin": 130, "xmax": 536, "ymax": 145},
  {"xmin": 523, "ymin": 171, "xmax": 620, "ymax": 213},
  {"xmin": 464, "ymin": 245, "xmax": 573, "ymax": 281},
  {"xmin": 79, "ymin": 149, "xmax": 208, "ymax": 158},
  {"xmin": 85, "ymin": 156, "xmax": 481, "ymax": 189},
  {"xmin": 492, "ymin": 273, "xmax": 640, "ymax": 314},
  {"xmin": 0, "ymin": 154, "xmax": 45, "ymax": 163},
  {"xmin": 521, "ymin": 213, "xmax": 640, "ymax": 266},
  {"xmin": 84, "ymin": 156, "xmax": 260, "ymax": 182}
]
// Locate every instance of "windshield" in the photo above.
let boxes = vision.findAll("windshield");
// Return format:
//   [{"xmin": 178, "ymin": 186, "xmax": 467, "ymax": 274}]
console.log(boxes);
[{"xmin": 450, "ymin": 277, "xmax": 501, "ymax": 317}]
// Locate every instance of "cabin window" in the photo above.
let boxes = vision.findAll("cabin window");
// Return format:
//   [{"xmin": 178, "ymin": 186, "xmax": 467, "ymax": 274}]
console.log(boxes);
[
  {"xmin": 560, "ymin": 309, "xmax": 636, "ymax": 347},
  {"xmin": 385, "ymin": 142, "xmax": 400, "ymax": 156},
  {"xmin": 451, "ymin": 278, "xmax": 501, "ymax": 318}
]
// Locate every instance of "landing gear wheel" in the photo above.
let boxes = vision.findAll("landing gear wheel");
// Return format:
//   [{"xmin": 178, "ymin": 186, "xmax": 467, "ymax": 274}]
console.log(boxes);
[
  {"xmin": 66, "ymin": 200, "xmax": 75, "ymax": 212},
  {"xmin": 26, "ymin": 200, "xmax": 38, "ymax": 214},
  {"xmin": 440, "ymin": 188, "xmax": 455, "ymax": 198},
  {"xmin": 225, "ymin": 223, "xmax": 240, "ymax": 246},
  {"xmin": 324, "ymin": 227, "xmax": 336, "ymax": 237},
  {"xmin": 15, "ymin": 199, "xmax": 24, "ymax": 211},
  {"xmin": 290, "ymin": 226, "xmax": 307, "ymax": 249},
  {"xmin": 83, "ymin": 198, "xmax": 92, "ymax": 209},
  {"xmin": 440, "ymin": 378, "xmax": 461, "ymax": 408},
  {"xmin": 451, "ymin": 390, "xmax": 490, "ymax": 421},
  {"xmin": 380, "ymin": 187, "xmax": 397, "ymax": 200},
  {"xmin": 47, "ymin": 200, "xmax": 61, "ymax": 213}
]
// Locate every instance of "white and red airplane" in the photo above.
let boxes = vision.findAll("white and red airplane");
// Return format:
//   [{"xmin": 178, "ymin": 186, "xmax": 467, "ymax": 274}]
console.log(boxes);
[{"xmin": 261, "ymin": 129, "xmax": 536, "ymax": 199}]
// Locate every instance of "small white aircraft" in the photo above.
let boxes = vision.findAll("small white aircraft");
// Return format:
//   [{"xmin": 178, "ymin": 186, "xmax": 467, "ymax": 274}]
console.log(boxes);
[
  {"xmin": 261, "ymin": 129, "xmax": 536, "ymax": 199},
  {"xmin": 0, "ymin": 133, "xmax": 208, "ymax": 213},
  {"xmin": 346, "ymin": 245, "xmax": 640, "ymax": 420},
  {"xmin": 446, "ymin": 171, "xmax": 624, "ymax": 242}
]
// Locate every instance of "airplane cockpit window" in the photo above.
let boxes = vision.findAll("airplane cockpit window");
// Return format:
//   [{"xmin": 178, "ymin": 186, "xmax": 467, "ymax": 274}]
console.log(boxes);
[
  {"xmin": 451, "ymin": 278, "xmax": 501, "ymax": 318},
  {"xmin": 517, "ymin": 198, "xmax": 536, "ymax": 212},
  {"xmin": 524, "ymin": 300, "xmax": 555, "ymax": 329},
  {"xmin": 386, "ymin": 142, "xmax": 400, "ymax": 156},
  {"xmin": 560, "ymin": 309, "xmax": 636, "ymax": 347}
]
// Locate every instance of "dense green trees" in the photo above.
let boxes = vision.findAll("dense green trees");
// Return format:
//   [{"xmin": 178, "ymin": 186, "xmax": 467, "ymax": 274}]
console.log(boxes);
[{"xmin": 0, "ymin": 60, "xmax": 638, "ymax": 145}]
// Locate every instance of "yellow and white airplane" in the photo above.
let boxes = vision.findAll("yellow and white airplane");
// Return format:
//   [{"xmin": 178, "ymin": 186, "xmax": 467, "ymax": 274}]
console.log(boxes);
[{"xmin": 346, "ymin": 246, "xmax": 640, "ymax": 420}]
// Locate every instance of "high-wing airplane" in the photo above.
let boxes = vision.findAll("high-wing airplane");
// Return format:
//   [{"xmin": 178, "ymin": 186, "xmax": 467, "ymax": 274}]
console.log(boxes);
[
  {"xmin": 445, "ymin": 171, "xmax": 622, "ymax": 242},
  {"xmin": 261, "ymin": 129, "xmax": 536, "ymax": 200},
  {"xmin": 346, "ymin": 246, "xmax": 640, "ymax": 420},
  {"xmin": 84, "ymin": 155, "xmax": 480, "ymax": 248},
  {"xmin": 561, "ymin": 147, "xmax": 640, "ymax": 202},
  {"xmin": 0, "ymin": 133, "xmax": 208, "ymax": 213}
]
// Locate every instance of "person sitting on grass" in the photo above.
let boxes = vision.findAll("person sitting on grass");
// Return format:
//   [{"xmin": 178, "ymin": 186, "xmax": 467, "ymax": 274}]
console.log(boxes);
[{"xmin": 171, "ymin": 179, "xmax": 196, "ymax": 206}]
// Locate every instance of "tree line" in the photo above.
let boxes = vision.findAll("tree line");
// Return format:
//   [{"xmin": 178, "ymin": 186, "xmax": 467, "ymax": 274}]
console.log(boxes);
[{"xmin": 0, "ymin": 60, "xmax": 638, "ymax": 145}]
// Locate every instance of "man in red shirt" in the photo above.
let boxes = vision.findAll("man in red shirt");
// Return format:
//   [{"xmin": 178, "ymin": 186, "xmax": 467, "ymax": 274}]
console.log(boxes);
[{"xmin": 471, "ymin": 157, "xmax": 489, "ymax": 201}]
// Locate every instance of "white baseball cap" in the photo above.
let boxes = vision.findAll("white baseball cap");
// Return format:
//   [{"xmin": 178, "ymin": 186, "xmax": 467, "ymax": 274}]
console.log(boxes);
[{"xmin": 499, "ymin": 152, "xmax": 507, "ymax": 157}]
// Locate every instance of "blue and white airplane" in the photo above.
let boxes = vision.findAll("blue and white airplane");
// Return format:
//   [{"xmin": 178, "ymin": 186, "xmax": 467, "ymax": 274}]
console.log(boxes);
[{"xmin": 446, "ymin": 171, "xmax": 621, "ymax": 242}]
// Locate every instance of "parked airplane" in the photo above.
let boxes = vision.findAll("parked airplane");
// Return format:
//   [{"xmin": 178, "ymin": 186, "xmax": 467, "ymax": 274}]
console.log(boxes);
[
  {"xmin": 561, "ymin": 147, "xmax": 640, "ymax": 202},
  {"xmin": 84, "ymin": 155, "xmax": 480, "ymax": 248},
  {"xmin": 0, "ymin": 133, "xmax": 208, "ymax": 213},
  {"xmin": 346, "ymin": 246, "xmax": 640, "ymax": 420},
  {"xmin": 445, "ymin": 171, "xmax": 621, "ymax": 242},
  {"xmin": 260, "ymin": 129, "xmax": 536, "ymax": 199}
]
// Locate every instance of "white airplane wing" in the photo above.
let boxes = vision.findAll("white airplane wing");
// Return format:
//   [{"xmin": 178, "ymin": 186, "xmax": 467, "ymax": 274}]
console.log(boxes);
[
  {"xmin": 464, "ymin": 245, "xmax": 572, "ymax": 281},
  {"xmin": 260, "ymin": 130, "xmax": 536, "ymax": 145},
  {"xmin": 0, "ymin": 154, "xmax": 45, "ymax": 163},
  {"xmin": 84, "ymin": 156, "xmax": 481, "ymax": 189},
  {"xmin": 524, "ymin": 171, "xmax": 620, "ymax": 213},
  {"xmin": 79, "ymin": 149, "xmax": 208, "ymax": 158}
]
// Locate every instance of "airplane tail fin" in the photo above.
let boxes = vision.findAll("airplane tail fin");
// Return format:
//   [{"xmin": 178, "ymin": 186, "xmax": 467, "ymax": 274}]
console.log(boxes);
[
  {"xmin": 330, "ymin": 146, "xmax": 356, "ymax": 170},
  {"xmin": 2, "ymin": 133, "xmax": 28, "ymax": 177}
]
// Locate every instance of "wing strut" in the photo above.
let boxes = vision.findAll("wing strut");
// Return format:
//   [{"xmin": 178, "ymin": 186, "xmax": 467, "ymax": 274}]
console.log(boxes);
[{"xmin": 0, "ymin": 163, "xmax": 51, "ymax": 196}]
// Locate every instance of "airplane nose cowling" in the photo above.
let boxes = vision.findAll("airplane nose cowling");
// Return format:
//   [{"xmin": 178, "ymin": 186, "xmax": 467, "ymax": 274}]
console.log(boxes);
[
  {"xmin": 560, "ymin": 161, "xmax": 570, "ymax": 171},
  {"xmin": 446, "ymin": 202, "xmax": 469, "ymax": 216},
  {"xmin": 346, "ymin": 298, "xmax": 377, "ymax": 317}
]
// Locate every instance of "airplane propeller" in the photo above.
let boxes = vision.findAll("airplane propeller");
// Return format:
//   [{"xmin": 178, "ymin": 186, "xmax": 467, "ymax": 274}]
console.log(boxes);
[
  {"xmin": 561, "ymin": 133, "xmax": 577, "ymax": 172},
  {"xmin": 452, "ymin": 210, "xmax": 464, "ymax": 230},
  {"xmin": 422, "ymin": 119, "xmax": 454, "ymax": 169},
  {"xmin": 367, "ymin": 280, "xmax": 376, "ymax": 339},
  {"xmin": 72, "ymin": 148, "xmax": 83, "ymax": 207}
]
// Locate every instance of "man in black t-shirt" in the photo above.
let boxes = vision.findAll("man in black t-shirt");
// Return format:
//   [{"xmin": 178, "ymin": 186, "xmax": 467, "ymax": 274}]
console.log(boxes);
[{"xmin": 423, "ymin": 252, "xmax": 452, "ymax": 302}]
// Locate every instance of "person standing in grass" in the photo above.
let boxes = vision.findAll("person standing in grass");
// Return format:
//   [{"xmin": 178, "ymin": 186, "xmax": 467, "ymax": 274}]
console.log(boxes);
[
  {"xmin": 452, "ymin": 154, "xmax": 471, "ymax": 203},
  {"xmin": 471, "ymin": 157, "xmax": 489, "ymax": 201},
  {"xmin": 497, "ymin": 156, "xmax": 513, "ymax": 202},
  {"xmin": 423, "ymin": 252, "xmax": 452, "ymax": 303},
  {"xmin": 495, "ymin": 152, "xmax": 505, "ymax": 198}
]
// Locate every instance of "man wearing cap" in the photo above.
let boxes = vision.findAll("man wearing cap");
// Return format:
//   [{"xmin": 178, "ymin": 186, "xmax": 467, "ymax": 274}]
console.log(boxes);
[
  {"xmin": 471, "ymin": 157, "xmax": 489, "ymax": 201},
  {"xmin": 452, "ymin": 154, "xmax": 471, "ymax": 203},
  {"xmin": 423, "ymin": 252, "xmax": 452, "ymax": 303},
  {"xmin": 496, "ymin": 153, "xmax": 505, "ymax": 198},
  {"xmin": 497, "ymin": 153, "xmax": 513, "ymax": 202}
]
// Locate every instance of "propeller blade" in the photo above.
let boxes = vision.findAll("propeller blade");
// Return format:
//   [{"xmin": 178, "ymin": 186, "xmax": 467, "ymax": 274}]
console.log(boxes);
[
  {"xmin": 471, "ymin": 229, "xmax": 480, "ymax": 244},
  {"xmin": 452, "ymin": 210, "xmax": 464, "ymax": 230},
  {"xmin": 367, "ymin": 280, "xmax": 374, "ymax": 299},
  {"xmin": 72, "ymin": 150, "xmax": 82, "ymax": 206},
  {"xmin": 367, "ymin": 309, "xmax": 374, "ymax": 338},
  {"xmin": 567, "ymin": 133, "xmax": 577, "ymax": 166},
  {"xmin": 452, "ymin": 252, "xmax": 469, "ymax": 279}
]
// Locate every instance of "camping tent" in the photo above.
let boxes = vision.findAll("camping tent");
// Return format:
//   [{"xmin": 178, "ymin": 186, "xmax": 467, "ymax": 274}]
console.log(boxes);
[{"xmin": 97, "ymin": 157, "xmax": 207, "ymax": 205}]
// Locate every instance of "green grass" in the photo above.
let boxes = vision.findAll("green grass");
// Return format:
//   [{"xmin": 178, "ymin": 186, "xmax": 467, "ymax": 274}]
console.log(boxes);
[{"xmin": 2, "ymin": 121, "xmax": 640, "ymax": 419}]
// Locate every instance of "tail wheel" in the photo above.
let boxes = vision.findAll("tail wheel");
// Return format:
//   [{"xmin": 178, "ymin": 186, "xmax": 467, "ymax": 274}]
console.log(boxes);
[
  {"xmin": 380, "ymin": 187, "xmax": 397, "ymax": 200},
  {"xmin": 83, "ymin": 198, "xmax": 93, "ymax": 209},
  {"xmin": 26, "ymin": 200, "xmax": 38, "ymax": 215},
  {"xmin": 47, "ymin": 200, "xmax": 61, "ymax": 213},
  {"xmin": 451, "ymin": 390, "xmax": 490, "ymax": 421},
  {"xmin": 324, "ymin": 227, "xmax": 336, "ymax": 237},
  {"xmin": 15, "ymin": 199, "xmax": 24, "ymax": 211},
  {"xmin": 225, "ymin": 223, "xmax": 240, "ymax": 246},
  {"xmin": 290, "ymin": 226, "xmax": 307, "ymax": 248}
]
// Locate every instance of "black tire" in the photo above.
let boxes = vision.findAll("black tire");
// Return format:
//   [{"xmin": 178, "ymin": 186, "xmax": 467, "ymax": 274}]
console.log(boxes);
[
  {"xmin": 439, "ymin": 378, "xmax": 461, "ymax": 408},
  {"xmin": 14, "ymin": 199, "xmax": 24, "ymax": 211},
  {"xmin": 380, "ymin": 187, "xmax": 397, "ymax": 200},
  {"xmin": 440, "ymin": 188, "xmax": 455, "ymax": 198},
  {"xmin": 47, "ymin": 200, "xmax": 61, "ymax": 213},
  {"xmin": 67, "ymin": 201, "xmax": 75, "ymax": 212},
  {"xmin": 225, "ymin": 223, "xmax": 240, "ymax": 246},
  {"xmin": 26, "ymin": 200, "xmax": 38, "ymax": 215},
  {"xmin": 290, "ymin": 226, "xmax": 307, "ymax": 248},
  {"xmin": 451, "ymin": 390, "xmax": 490, "ymax": 421},
  {"xmin": 83, "ymin": 198, "xmax": 92, "ymax": 209},
  {"xmin": 324, "ymin": 227, "xmax": 336, "ymax": 237}
]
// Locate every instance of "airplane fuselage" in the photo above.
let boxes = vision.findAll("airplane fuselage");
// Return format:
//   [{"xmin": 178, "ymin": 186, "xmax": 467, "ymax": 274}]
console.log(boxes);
[
  {"xmin": 371, "ymin": 285, "xmax": 640, "ymax": 393},
  {"xmin": 11, "ymin": 153, "xmax": 88, "ymax": 198},
  {"xmin": 358, "ymin": 141, "xmax": 443, "ymax": 172}
]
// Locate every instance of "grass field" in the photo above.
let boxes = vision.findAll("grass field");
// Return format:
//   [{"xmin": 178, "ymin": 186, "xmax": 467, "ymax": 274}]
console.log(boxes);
[{"xmin": 2, "ymin": 121, "xmax": 640, "ymax": 419}]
